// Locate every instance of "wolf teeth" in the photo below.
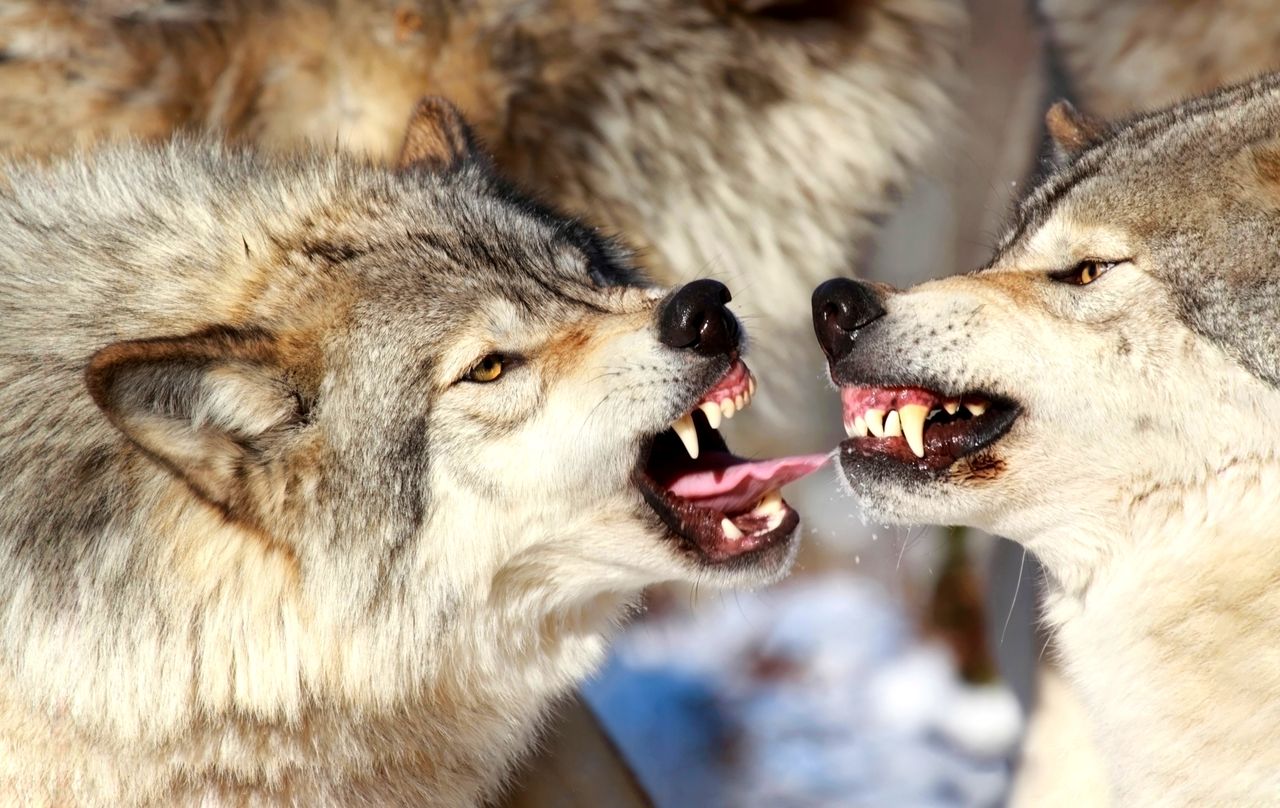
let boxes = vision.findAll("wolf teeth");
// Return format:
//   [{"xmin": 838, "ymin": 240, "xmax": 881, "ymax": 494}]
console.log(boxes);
[
  {"xmin": 698, "ymin": 401, "xmax": 723, "ymax": 429},
  {"xmin": 843, "ymin": 415, "xmax": 869, "ymax": 439},
  {"xmin": 943, "ymin": 400, "xmax": 960, "ymax": 415},
  {"xmin": 898, "ymin": 404, "xmax": 928, "ymax": 458},
  {"xmin": 883, "ymin": 409, "xmax": 902, "ymax": 438},
  {"xmin": 965, "ymin": 401, "xmax": 987, "ymax": 417},
  {"xmin": 865, "ymin": 408, "xmax": 886, "ymax": 437},
  {"xmin": 721, "ymin": 518, "xmax": 743, "ymax": 540},
  {"xmin": 672, "ymin": 374, "xmax": 758, "ymax": 453},
  {"xmin": 672, "ymin": 412, "xmax": 699, "ymax": 459},
  {"xmin": 754, "ymin": 489, "xmax": 784, "ymax": 516}
]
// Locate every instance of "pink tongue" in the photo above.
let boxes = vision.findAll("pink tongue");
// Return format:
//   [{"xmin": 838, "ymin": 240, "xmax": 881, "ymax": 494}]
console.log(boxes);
[{"xmin": 665, "ymin": 453, "xmax": 829, "ymax": 513}]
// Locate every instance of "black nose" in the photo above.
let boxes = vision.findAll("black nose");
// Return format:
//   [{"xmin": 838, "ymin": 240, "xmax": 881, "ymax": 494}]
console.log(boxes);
[
  {"xmin": 658, "ymin": 279, "xmax": 740, "ymax": 356},
  {"xmin": 812, "ymin": 278, "xmax": 886, "ymax": 362}
]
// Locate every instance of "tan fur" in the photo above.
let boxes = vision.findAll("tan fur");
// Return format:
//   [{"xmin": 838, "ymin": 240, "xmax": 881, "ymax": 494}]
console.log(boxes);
[
  {"xmin": 1042, "ymin": 0, "xmax": 1280, "ymax": 118},
  {"xmin": 824, "ymin": 76, "xmax": 1280, "ymax": 805},
  {"xmin": 0, "ymin": 107, "xmax": 795, "ymax": 804},
  {"xmin": 0, "ymin": 0, "xmax": 965, "ymax": 452}
]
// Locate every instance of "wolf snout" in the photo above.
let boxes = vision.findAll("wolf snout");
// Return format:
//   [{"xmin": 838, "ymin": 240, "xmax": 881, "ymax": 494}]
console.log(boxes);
[
  {"xmin": 812, "ymin": 277, "xmax": 887, "ymax": 363},
  {"xmin": 658, "ymin": 279, "xmax": 740, "ymax": 356}
]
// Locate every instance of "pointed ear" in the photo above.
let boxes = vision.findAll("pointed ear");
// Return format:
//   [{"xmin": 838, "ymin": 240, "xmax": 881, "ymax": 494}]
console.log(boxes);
[
  {"xmin": 1045, "ymin": 100, "xmax": 1105, "ymax": 164},
  {"xmin": 397, "ymin": 96, "xmax": 484, "ymax": 173},
  {"xmin": 1240, "ymin": 135, "xmax": 1280, "ymax": 204},
  {"xmin": 85, "ymin": 327, "xmax": 306, "ymax": 521}
]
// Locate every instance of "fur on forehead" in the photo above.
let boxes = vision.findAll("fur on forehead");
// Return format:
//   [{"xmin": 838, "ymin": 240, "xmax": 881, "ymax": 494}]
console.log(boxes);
[{"xmin": 1001, "ymin": 73, "xmax": 1280, "ymax": 257}]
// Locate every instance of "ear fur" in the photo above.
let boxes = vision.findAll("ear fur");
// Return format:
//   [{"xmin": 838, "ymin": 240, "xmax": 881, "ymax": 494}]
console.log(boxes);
[
  {"xmin": 397, "ymin": 96, "xmax": 484, "ymax": 173},
  {"xmin": 1045, "ymin": 100, "xmax": 1105, "ymax": 164},
  {"xmin": 86, "ymin": 327, "xmax": 305, "ymax": 521}
]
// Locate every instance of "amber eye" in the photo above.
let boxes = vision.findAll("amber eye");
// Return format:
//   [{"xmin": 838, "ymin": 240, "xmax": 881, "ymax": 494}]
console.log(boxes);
[
  {"xmin": 1051, "ymin": 260, "xmax": 1117, "ymax": 286},
  {"xmin": 467, "ymin": 354, "xmax": 504, "ymax": 383}
]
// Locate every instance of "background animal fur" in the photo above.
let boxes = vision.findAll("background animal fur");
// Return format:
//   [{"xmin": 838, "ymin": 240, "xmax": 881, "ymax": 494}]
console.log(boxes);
[
  {"xmin": 1041, "ymin": 0, "xmax": 1280, "ymax": 118},
  {"xmin": 0, "ymin": 0, "xmax": 966, "ymax": 453},
  {"xmin": 818, "ymin": 74, "xmax": 1280, "ymax": 805}
]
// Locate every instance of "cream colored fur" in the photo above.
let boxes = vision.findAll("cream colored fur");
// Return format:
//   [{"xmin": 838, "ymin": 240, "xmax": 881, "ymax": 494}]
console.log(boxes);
[{"xmin": 826, "ymin": 78, "xmax": 1280, "ymax": 805}]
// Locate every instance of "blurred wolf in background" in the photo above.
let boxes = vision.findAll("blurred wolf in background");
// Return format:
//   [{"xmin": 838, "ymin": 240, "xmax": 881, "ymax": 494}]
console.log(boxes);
[
  {"xmin": 0, "ymin": 0, "xmax": 965, "ymax": 453},
  {"xmin": 1041, "ymin": 0, "xmax": 1280, "ymax": 118},
  {"xmin": 814, "ymin": 75, "xmax": 1280, "ymax": 806},
  {"xmin": 0, "ymin": 99, "xmax": 825, "ymax": 806}
]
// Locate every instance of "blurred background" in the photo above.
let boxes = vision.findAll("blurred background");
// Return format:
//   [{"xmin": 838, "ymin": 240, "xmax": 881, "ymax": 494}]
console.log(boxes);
[{"xmin": 4, "ymin": 0, "xmax": 1269, "ymax": 804}]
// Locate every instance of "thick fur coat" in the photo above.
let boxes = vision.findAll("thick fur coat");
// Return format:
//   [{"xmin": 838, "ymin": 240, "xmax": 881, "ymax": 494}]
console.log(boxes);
[
  {"xmin": 819, "ymin": 76, "xmax": 1280, "ymax": 805},
  {"xmin": 0, "ymin": 104, "xmax": 795, "ymax": 806},
  {"xmin": 0, "ymin": 0, "xmax": 965, "ymax": 451}
]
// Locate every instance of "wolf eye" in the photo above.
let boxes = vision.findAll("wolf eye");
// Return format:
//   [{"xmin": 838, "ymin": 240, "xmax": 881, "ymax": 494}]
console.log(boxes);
[
  {"xmin": 467, "ymin": 354, "xmax": 505, "ymax": 383},
  {"xmin": 1051, "ymin": 260, "xmax": 1117, "ymax": 286}
]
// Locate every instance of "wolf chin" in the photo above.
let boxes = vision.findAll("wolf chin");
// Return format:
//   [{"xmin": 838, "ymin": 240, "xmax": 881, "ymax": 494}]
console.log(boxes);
[
  {"xmin": 813, "ymin": 75, "xmax": 1280, "ymax": 806},
  {"xmin": 0, "ymin": 100, "xmax": 815, "ymax": 806}
]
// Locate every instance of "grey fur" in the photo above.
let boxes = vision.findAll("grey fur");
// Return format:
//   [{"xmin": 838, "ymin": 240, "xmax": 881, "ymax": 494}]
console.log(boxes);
[{"xmin": 0, "ymin": 138, "xmax": 785, "ymax": 805}]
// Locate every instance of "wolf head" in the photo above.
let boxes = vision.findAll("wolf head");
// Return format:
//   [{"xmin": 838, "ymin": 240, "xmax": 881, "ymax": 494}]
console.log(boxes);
[
  {"xmin": 0, "ymin": 100, "xmax": 825, "ymax": 753},
  {"xmin": 812, "ymin": 76, "xmax": 1280, "ymax": 583}
]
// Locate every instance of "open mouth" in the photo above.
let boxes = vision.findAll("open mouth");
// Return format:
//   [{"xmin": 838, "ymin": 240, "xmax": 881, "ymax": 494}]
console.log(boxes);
[
  {"xmin": 636, "ymin": 360, "xmax": 828, "ymax": 566},
  {"xmin": 839, "ymin": 385, "xmax": 1019, "ymax": 473}
]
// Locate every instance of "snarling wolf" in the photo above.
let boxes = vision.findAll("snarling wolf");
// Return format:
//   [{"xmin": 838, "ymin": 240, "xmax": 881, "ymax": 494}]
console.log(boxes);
[
  {"xmin": 0, "ymin": 99, "xmax": 824, "ymax": 806},
  {"xmin": 0, "ymin": 0, "xmax": 964, "ymax": 450},
  {"xmin": 813, "ymin": 75, "xmax": 1280, "ymax": 806}
]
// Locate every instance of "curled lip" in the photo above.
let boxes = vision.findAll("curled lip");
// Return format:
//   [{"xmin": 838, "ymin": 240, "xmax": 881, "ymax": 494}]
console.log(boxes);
[
  {"xmin": 634, "ymin": 359, "xmax": 826, "ymax": 567},
  {"xmin": 837, "ymin": 383, "xmax": 1021, "ymax": 475}
]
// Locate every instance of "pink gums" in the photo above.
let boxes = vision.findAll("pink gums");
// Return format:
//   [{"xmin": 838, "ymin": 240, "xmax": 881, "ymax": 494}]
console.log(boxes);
[
  {"xmin": 700, "ymin": 360, "xmax": 752, "ymax": 406},
  {"xmin": 841, "ymin": 386, "xmax": 942, "ymax": 423}
]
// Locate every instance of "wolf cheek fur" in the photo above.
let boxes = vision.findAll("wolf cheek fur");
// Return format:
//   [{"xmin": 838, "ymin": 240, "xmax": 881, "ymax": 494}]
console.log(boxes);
[
  {"xmin": 0, "ymin": 100, "xmax": 806, "ymax": 806},
  {"xmin": 816, "ymin": 75, "xmax": 1280, "ymax": 806}
]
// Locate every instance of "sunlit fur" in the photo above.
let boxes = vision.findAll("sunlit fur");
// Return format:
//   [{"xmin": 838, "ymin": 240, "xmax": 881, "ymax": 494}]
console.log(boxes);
[
  {"xmin": 1042, "ymin": 0, "xmax": 1280, "ymax": 119},
  {"xmin": 0, "ymin": 0, "xmax": 964, "ymax": 452},
  {"xmin": 0, "ymin": 139, "xmax": 789, "ymax": 805},
  {"xmin": 829, "ymin": 75, "xmax": 1280, "ymax": 806}
]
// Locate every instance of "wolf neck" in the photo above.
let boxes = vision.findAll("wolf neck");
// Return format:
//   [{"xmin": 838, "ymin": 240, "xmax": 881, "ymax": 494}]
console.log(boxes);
[
  {"xmin": 1040, "ymin": 453, "xmax": 1280, "ymax": 803},
  {"xmin": 0, "ymin": 479, "xmax": 629, "ymax": 806}
]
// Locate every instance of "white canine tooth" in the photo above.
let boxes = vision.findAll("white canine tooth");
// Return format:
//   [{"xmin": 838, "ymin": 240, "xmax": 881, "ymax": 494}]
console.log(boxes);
[
  {"xmin": 765, "ymin": 510, "xmax": 785, "ymax": 532},
  {"xmin": 854, "ymin": 416, "xmax": 867, "ymax": 437},
  {"xmin": 865, "ymin": 409, "xmax": 885, "ymax": 437},
  {"xmin": 748, "ymin": 375, "xmax": 757, "ymax": 397},
  {"xmin": 898, "ymin": 404, "xmax": 928, "ymax": 458},
  {"xmin": 735, "ymin": 393, "xmax": 746, "ymax": 410},
  {"xmin": 698, "ymin": 400, "xmax": 723, "ymax": 430},
  {"xmin": 966, "ymin": 400, "xmax": 987, "ymax": 417},
  {"xmin": 755, "ymin": 489, "xmax": 784, "ymax": 516},
  {"xmin": 721, "ymin": 518, "xmax": 743, "ymax": 540},
  {"xmin": 883, "ymin": 410, "xmax": 902, "ymax": 438},
  {"xmin": 721, "ymin": 397, "xmax": 737, "ymax": 419},
  {"xmin": 943, "ymin": 400, "xmax": 960, "ymax": 415},
  {"xmin": 672, "ymin": 412, "xmax": 699, "ymax": 459}
]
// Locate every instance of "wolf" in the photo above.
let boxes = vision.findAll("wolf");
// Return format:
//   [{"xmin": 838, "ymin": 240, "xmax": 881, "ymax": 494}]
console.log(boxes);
[
  {"xmin": 0, "ymin": 0, "xmax": 964, "ymax": 452},
  {"xmin": 1041, "ymin": 0, "xmax": 1280, "ymax": 119},
  {"xmin": 812, "ymin": 74, "xmax": 1280, "ymax": 806},
  {"xmin": 0, "ymin": 98, "xmax": 825, "ymax": 806}
]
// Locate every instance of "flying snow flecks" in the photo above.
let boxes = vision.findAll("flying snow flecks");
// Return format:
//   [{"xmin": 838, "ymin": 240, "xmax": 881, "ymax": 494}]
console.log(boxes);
[{"xmin": 584, "ymin": 575, "xmax": 1023, "ymax": 808}]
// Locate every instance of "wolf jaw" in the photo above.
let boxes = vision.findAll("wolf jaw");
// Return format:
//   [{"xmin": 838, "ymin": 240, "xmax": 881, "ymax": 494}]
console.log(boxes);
[
  {"xmin": 835, "ymin": 384, "xmax": 1019, "ymax": 477},
  {"xmin": 638, "ymin": 358, "xmax": 827, "ymax": 566}
]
